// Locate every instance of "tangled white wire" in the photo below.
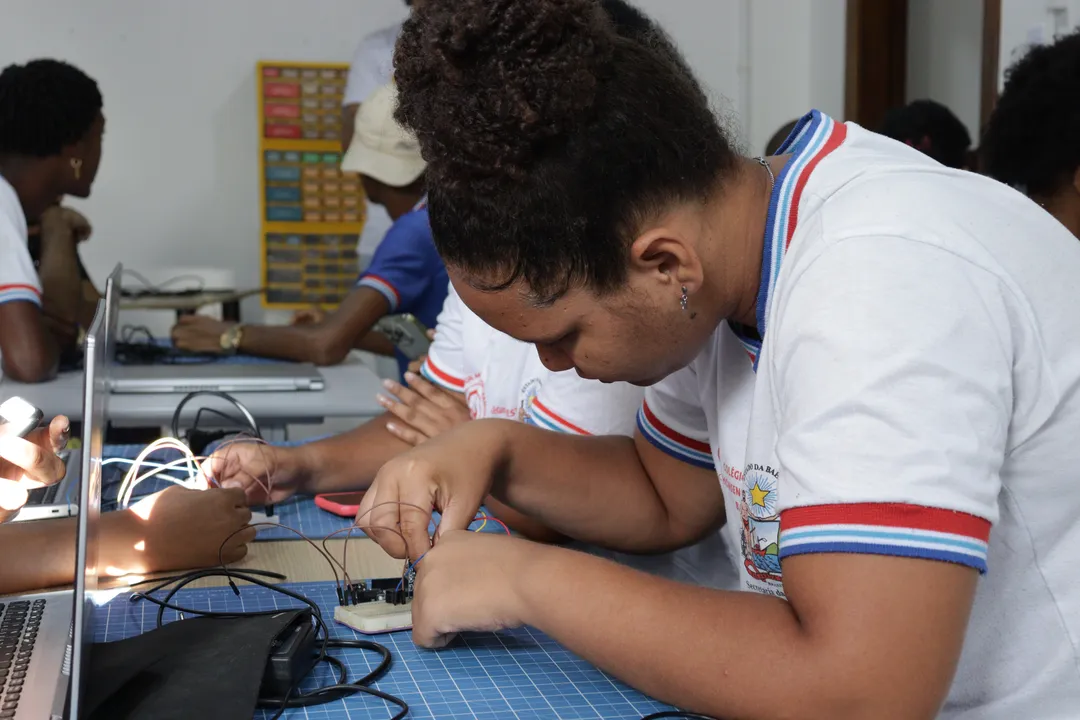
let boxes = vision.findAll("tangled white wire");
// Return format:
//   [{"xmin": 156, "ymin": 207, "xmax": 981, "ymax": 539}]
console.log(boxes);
[{"xmin": 109, "ymin": 437, "xmax": 210, "ymax": 508}]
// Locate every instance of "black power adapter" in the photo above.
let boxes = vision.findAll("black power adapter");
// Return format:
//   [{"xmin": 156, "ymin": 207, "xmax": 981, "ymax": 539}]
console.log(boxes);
[{"xmin": 260, "ymin": 609, "xmax": 319, "ymax": 699}]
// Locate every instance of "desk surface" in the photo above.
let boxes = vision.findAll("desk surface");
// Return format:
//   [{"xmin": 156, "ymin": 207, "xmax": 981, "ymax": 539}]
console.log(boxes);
[
  {"xmin": 100, "ymin": 537, "xmax": 405, "ymax": 591},
  {"xmin": 119, "ymin": 288, "xmax": 262, "ymax": 311},
  {"xmin": 0, "ymin": 357, "xmax": 383, "ymax": 425}
]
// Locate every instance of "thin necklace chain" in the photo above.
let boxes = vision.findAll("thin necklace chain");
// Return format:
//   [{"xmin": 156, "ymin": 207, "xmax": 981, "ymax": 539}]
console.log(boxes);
[{"xmin": 755, "ymin": 156, "xmax": 775, "ymax": 188}]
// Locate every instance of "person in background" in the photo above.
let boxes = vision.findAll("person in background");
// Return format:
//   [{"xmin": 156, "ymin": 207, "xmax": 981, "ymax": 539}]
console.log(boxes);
[
  {"xmin": 172, "ymin": 83, "xmax": 447, "ymax": 379},
  {"xmin": 0, "ymin": 59, "xmax": 105, "ymax": 382},
  {"xmin": 0, "ymin": 411, "xmax": 255, "ymax": 594},
  {"xmin": 879, "ymin": 99, "xmax": 972, "ymax": 169},
  {"xmin": 981, "ymin": 30, "xmax": 1080, "ymax": 240},
  {"xmin": 340, "ymin": 0, "xmax": 414, "ymax": 153},
  {"xmin": 353, "ymin": 0, "xmax": 1080, "ymax": 717},
  {"xmin": 764, "ymin": 119, "xmax": 798, "ymax": 157}
]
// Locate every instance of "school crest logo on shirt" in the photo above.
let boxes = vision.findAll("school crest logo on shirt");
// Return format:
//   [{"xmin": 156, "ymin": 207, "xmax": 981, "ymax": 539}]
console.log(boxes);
[
  {"xmin": 741, "ymin": 464, "xmax": 783, "ymax": 588},
  {"xmin": 464, "ymin": 375, "xmax": 486, "ymax": 419},
  {"xmin": 519, "ymin": 377, "xmax": 541, "ymax": 424}
]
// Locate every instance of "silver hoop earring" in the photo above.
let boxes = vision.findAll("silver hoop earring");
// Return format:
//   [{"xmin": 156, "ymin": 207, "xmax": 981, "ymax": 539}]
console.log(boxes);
[{"xmin": 680, "ymin": 286, "xmax": 688, "ymax": 311}]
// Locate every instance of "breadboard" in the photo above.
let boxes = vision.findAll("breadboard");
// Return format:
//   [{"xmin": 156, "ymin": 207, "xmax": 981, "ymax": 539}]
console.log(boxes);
[{"xmin": 334, "ymin": 600, "xmax": 413, "ymax": 634}]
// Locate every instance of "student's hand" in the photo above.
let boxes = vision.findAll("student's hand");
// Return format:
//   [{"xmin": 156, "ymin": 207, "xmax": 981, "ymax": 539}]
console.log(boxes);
[
  {"xmin": 0, "ymin": 415, "xmax": 70, "ymax": 523},
  {"xmin": 410, "ymin": 530, "xmax": 535, "ymax": 647},
  {"xmin": 200, "ymin": 441, "xmax": 305, "ymax": 505},
  {"xmin": 105, "ymin": 487, "xmax": 255, "ymax": 573},
  {"xmin": 40, "ymin": 206, "xmax": 92, "ymax": 245},
  {"xmin": 170, "ymin": 315, "xmax": 232, "ymax": 354},
  {"xmin": 291, "ymin": 307, "xmax": 327, "ymax": 326},
  {"xmin": 356, "ymin": 419, "xmax": 513, "ymax": 561},
  {"xmin": 379, "ymin": 372, "xmax": 471, "ymax": 446}
]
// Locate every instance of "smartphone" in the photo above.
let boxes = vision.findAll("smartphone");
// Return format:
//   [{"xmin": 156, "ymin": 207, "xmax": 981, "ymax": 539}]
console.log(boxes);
[
  {"xmin": 0, "ymin": 396, "xmax": 44, "ymax": 440},
  {"xmin": 314, "ymin": 491, "xmax": 367, "ymax": 518},
  {"xmin": 373, "ymin": 313, "xmax": 431, "ymax": 360}
]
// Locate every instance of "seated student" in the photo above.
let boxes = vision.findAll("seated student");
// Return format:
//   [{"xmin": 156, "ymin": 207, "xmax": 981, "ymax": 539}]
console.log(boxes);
[
  {"xmin": 352, "ymin": 0, "xmax": 1080, "ymax": 717},
  {"xmin": 0, "ymin": 412, "xmax": 255, "ymax": 594},
  {"xmin": 0, "ymin": 60, "xmax": 106, "ymax": 382},
  {"xmin": 171, "ymin": 83, "xmax": 447, "ymax": 379},
  {"xmin": 879, "ymin": 99, "xmax": 972, "ymax": 169},
  {"xmin": 981, "ymin": 30, "xmax": 1080, "ymax": 240}
]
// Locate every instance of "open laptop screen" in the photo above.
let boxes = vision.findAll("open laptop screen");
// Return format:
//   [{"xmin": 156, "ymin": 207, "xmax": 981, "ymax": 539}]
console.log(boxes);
[{"xmin": 68, "ymin": 263, "xmax": 120, "ymax": 718}]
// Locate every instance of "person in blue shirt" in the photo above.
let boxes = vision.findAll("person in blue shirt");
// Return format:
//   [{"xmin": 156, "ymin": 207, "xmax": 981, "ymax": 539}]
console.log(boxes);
[{"xmin": 172, "ymin": 83, "xmax": 447, "ymax": 377}]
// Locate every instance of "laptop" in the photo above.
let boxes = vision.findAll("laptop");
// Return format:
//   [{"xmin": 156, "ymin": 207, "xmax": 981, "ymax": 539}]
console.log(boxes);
[
  {"xmin": 111, "ymin": 362, "xmax": 324, "ymax": 394},
  {"xmin": 108, "ymin": 269, "xmax": 324, "ymax": 394},
  {"xmin": 15, "ymin": 266, "xmax": 128, "ymax": 523},
  {"xmin": 0, "ymin": 267, "xmax": 114, "ymax": 718}
]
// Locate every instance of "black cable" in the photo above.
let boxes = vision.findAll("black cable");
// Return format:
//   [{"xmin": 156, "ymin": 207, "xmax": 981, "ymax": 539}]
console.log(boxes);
[
  {"xmin": 126, "ymin": 568, "xmax": 285, "ymax": 589},
  {"xmin": 640, "ymin": 713, "xmax": 719, "ymax": 720},
  {"xmin": 299, "ymin": 682, "xmax": 409, "ymax": 720},
  {"xmin": 170, "ymin": 390, "xmax": 261, "ymax": 441},
  {"xmin": 192, "ymin": 407, "xmax": 250, "ymax": 435}
]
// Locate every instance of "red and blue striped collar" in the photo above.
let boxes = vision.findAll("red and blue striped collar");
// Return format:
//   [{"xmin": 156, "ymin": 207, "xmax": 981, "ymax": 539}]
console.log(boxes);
[{"xmin": 732, "ymin": 110, "xmax": 847, "ymax": 369}]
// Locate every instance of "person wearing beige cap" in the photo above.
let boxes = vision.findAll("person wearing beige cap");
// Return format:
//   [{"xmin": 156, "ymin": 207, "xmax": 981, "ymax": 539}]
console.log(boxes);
[{"xmin": 172, "ymin": 83, "xmax": 448, "ymax": 377}]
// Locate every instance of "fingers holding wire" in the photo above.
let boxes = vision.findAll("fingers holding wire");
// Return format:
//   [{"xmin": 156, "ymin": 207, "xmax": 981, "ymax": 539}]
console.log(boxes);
[{"xmin": 355, "ymin": 495, "xmax": 433, "ymax": 562}]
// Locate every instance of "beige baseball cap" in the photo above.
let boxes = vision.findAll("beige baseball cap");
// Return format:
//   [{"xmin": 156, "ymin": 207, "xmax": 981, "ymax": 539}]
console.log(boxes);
[{"xmin": 341, "ymin": 82, "xmax": 426, "ymax": 187}]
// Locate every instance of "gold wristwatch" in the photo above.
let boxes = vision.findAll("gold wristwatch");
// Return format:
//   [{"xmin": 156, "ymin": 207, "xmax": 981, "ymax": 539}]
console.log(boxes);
[{"xmin": 220, "ymin": 325, "xmax": 244, "ymax": 354}]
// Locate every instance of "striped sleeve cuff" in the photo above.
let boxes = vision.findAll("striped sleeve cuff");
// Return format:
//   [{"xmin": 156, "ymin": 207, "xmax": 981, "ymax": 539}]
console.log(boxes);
[
  {"xmin": 779, "ymin": 503, "xmax": 992, "ymax": 573},
  {"xmin": 420, "ymin": 356, "xmax": 465, "ymax": 392},
  {"xmin": 525, "ymin": 398, "xmax": 591, "ymax": 435},
  {"xmin": 0, "ymin": 284, "xmax": 42, "ymax": 306},
  {"xmin": 635, "ymin": 401, "xmax": 714, "ymax": 470},
  {"xmin": 356, "ymin": 274, "xmax": 400, "ymax": 311}
]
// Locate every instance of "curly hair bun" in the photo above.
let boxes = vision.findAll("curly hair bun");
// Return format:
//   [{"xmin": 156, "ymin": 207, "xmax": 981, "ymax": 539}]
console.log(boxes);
[{"xmin": 394, "ymin": 0, "xmax": 615, "ymax": 182}]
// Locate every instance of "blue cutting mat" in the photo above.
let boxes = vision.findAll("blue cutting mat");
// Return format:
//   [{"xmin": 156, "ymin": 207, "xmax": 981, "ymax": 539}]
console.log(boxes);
[
  {"xmin": 95, "ymin": 580, "xmax": 672, "ymax": 719},
  {"xmin": 101, "ymin": 444, "xmax": 501, "ymax": 540}
]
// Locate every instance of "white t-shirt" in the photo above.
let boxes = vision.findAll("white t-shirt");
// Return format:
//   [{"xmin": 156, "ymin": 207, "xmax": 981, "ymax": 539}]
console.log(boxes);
[
  {"xmin": 342, "ymin": 23, "xmax": 401, "ymax": 107},
  {"xmin": 422, "ymin": 284, "xmax": 742, "ymax": 589},
  {"xmin": 0, "ymin": 175, "xmax": 43, "ymax": 380},
  {"xmin": 343, "ymin": 22, "xmax": 402, "ymax": 263},
  {"xmin": 642, "ymin": 111, "xmax": 1080, "ymax": 717}
]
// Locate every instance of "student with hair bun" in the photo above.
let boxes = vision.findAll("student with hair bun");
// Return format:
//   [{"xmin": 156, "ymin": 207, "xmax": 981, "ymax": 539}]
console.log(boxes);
[{"xmin": 355, "ymin": 0, "xmax": 1080, "ymax": 717}]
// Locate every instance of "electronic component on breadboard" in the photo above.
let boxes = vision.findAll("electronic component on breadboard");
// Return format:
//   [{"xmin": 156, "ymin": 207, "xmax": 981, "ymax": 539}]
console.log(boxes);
[
  {"xmin": 334, "ymin": 600, "xmax": 413, "ymax": 635},
  {"xmin": 338, "ymin": 575, "xmax": 413, "ymax": 607},
  {"xmin": 335, "ymin": 574, "xmax": 415, "ymax": 633}
]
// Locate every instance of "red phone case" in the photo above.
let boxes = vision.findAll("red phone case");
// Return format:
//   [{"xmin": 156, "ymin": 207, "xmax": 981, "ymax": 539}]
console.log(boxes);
[{"xmin": 314, "ymin": 492, "xmax": 367, "ymax": 517}]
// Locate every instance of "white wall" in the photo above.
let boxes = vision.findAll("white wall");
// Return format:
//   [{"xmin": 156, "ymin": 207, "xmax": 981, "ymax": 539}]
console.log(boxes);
[
  {"xmin": 906, "ymin": 0, "xmax": 984, "ymax": 141},
  {"xmin": 2, "ymin": 0, "xmax": 845, "ymax": 321},
  {"xmin": 1000, "ymin": 0, "xmax": 1080, "ymax": 88}
]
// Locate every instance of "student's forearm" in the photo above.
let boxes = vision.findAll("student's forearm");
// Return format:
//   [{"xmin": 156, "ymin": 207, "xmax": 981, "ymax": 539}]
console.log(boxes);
[
  {"xmin": 353, "ymin": 330, "xmax": 396, "ymax": 356},
  {"xmin": 513, "ymin": 547, "xmax": 913, "ymax": 720},
  {"xmin": 0, "ymin": 517, "xmax": 79, "ymax": 594},
  {"xmin": 292, "ymin": 413, "xmax": 413, "ymax": 494},
  {"xmin": 239, "ymin": 324, "xmax": 355, "ymax": 366},
  {"xmin": 38, "ymin": 238, "xmax": 84, "ymax": 325},
  {"xmin": 484, "ymin": 421, "xmax": 681, "ymax": 551}
]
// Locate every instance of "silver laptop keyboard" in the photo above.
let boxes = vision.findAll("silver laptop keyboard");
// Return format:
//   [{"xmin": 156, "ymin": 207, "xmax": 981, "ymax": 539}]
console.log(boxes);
[
  {"xmin": 0, "ymin": 599, "xmax": 45, "ymax": 717},
  {"xmin": 25, "ymin": 485, "xmax": 60, "ymax": 506}
]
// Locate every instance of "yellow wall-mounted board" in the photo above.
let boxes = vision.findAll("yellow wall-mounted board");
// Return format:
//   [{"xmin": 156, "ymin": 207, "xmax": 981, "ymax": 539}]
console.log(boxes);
[{"xmin": 257, "ymin": 61, "xmax": 366, "ymax": 310}]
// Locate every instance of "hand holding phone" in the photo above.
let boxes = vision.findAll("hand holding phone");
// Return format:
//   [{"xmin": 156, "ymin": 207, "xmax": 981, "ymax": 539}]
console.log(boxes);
[
  {"xmin": 0, "ymin": 397, "xmax": 44, "ymax": 440},
  {"xmin": 374, "ymin": 314, "xmax": 432, "ymax": 360},
  {"xmin": 0, "ymin": 397, "xmax": 64, "ymax": 522}
]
